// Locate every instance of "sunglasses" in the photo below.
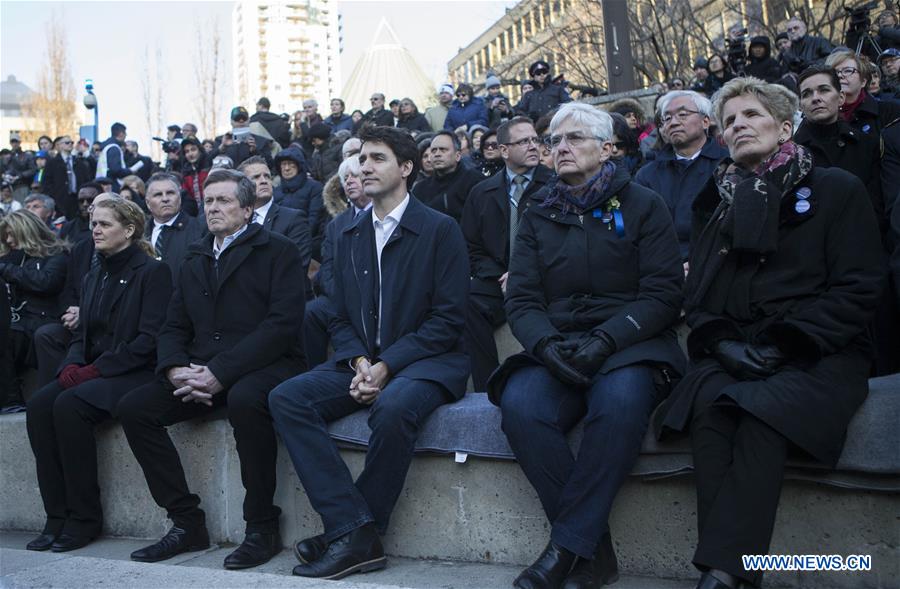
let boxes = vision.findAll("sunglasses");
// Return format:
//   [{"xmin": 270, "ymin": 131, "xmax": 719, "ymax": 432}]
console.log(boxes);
[
  {"xmin": 233, "ymin": 117, "xmax": 248, "ymax": 123},
  {"xmin": 482, "ymin": 142, "xmax": 499, "ymax": 150},
  {"xmin": 456, "ymin": 93, "xmax": 469, "ymax": 97},
  {"xmin": 533, "ymin": 69, "xmax": 549, "ymax": 75}
]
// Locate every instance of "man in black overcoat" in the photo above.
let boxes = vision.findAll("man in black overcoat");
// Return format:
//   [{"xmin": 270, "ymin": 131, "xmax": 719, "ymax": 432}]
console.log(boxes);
[
  {"xmin": 268, "ymin": 126, "xmax": 470, "ymax": 580},
  {"xmin": 460, "ymin": 116, "xmax": 552, "ymax": 390},
  {"xmin": 143, "ymin": 173, "xmax": 207, "ymax": 278},
  {"xmin": 118, "ymin": 169, "xmax": 306, "ymax": 570}
]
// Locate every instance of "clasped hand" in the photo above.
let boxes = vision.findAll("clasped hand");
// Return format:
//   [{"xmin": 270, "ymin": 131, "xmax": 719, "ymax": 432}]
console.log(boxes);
[
  {"xmin": 713, "ymin": 340, "xmax": 785, "ymax": 380},
  {"xmin": 169, "ymin": 364, "xmax": 224, "ymax": 406},
  {"xmin": 539, "ymin": 332, "xmax": 615, "ymax": 388},
  {"xmin": 349, "ymin": 358, "xmax": 390, "ymax": 405}
]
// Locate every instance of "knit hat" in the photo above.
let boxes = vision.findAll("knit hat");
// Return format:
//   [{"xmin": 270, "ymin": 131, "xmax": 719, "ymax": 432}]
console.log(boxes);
[
  {"xmin": 775, "ymin": 32, "xmax": 789, "ymax": 43},
  {"xmin": 308, "ymin": 122, "xmax": 332, "ymax": 141},
  {"xmin": 485, "ymin": 75, "xmax": 501, "ymax": 89},
  {"xmin": 438, "ymin": 83, "xmax": 454, "ymax": 96}
]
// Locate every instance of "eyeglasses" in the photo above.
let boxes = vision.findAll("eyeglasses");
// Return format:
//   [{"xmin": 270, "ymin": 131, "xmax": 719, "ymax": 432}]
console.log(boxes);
[
  {"xmin": 506, "ymin": 136, "xmax": 541, "ymax": 148},
  {"xmin": 533, "ymin": 69, "xmax": 549, "ymax": 75},
  {"xmin": 482, "ymin": 142, "xmax": 499, "ymax": 151},
  {"xmin": 233, "ymin": 117, "xmax": 248, "ymax": 123},
  {"xmin": 370, "ymin": 97, "xmax": 382, "ymax": 102},
  {"xmin": 545, "ymin": 132, "xmax": 604, "ymax": 149},
  {"xmin": 835, "ymin": 67, "xmax": 859, "ymax": 78},
  {"xmin": 661, "ymin": 109, "xmax": 702, "ymax": 125},
  {"xmin": 456, "ymin": 93, "xmax": 469, "ymax": 97},
  {"xmin": 61, "ymin": 140, "xmax": 73, "ymax": 144},
  {"xmin": 786, "ymin": 25, "xmax": 802, "ymax": 31}
]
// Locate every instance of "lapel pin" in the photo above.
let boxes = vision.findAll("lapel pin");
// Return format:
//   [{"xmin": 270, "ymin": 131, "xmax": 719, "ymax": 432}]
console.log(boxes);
[
  {"xmin": 795, "ymin": 187, "xmax": 811, "ymax": 200},
  {"xmin": 795, "ymin": 200, "xmax": 810, "ymax": 214}
]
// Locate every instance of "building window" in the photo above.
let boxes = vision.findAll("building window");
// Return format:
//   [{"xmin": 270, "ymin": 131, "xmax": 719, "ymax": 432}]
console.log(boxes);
[{"xmin": 516, "ymin": 20, "xmax": 523, "ymax": 45}]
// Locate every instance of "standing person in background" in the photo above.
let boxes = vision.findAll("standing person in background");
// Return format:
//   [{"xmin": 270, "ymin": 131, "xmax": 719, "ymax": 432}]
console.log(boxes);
[
  {"xmin": 413, "ymin": 131, "xmax": 483, "ymax": 223},
  {"xmin": 96, "ymin": 123, "xmax": 140, "ymax": 190},
  {"xmin": 250, "ymin": 97, "xmax": 291, "ymax": 149},
  {"xmin": 180, "ymin": 138, "xmax": 211, "ymax": 216},
  {"xmin": 325, "ymin": 99, "xmax": 354, "ymax": 134},
  {"xmin": 826, "ymin": 50, "xmax": 900, "ymax": 137},
  {"xmin": 515, "ymin": 60, "xmax": 571, "ymax": 122},
  {"xmin": 360, "ymin": 93, "xmax": 395, "ymax": 129},
  {"xmin": 444, "ymin": 84, "xmax": 488, "ymax": 131},
  {"xmin": 425, "ymin": 84, "xmax": 454, "ymax": 132}
]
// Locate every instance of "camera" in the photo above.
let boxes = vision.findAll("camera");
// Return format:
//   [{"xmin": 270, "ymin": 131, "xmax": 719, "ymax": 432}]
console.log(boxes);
[
  {"xmin": 844, "ymin": 1, "xmax": 880, "ymax": 34},
  {"xmin": 152, "ymin": 136, "xmax": 182, "ymax": 154},
  {"xmin": 726, "ymin": 28, "xmax": 749, "ymax": 75}
]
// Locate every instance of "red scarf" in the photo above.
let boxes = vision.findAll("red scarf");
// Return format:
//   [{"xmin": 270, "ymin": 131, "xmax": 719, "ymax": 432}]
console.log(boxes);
[{"xmin": 839, "ymin": 90, "xmax": 866, "ymax": 122}]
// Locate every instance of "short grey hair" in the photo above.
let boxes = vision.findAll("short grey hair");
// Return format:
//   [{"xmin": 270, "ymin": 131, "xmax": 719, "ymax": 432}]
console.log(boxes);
[
  {"xmin": 25, "ymin": 193, "xmax": 55, "ymax": 212},
  {"xmin": 712, "ymin": 77, "xmax": 798, "ymax": 129},
  {"xmin": 342, "ymin": 137, "xmax": 362, "ymax": 159},
  {"xmin": 338, "ymin": 157, "xmax": 362, "ymax": 185},
  {"xmin": 203, "ymin": 168, "xmax": 257, "ymax": 208},
  {"xmin": 303, "ymin": 99, "xmax": 318, "ymax": 108},
  {"xmin": 147, "ymin": 171, "xmax": 181, "ymax": 192},
  {"xmin": 657, "ymin": 90, "xmax": 712, "ymax": 118},
  {"xmin": 549, "ymin": 102, "xmax": 613, "ymax": 142}
]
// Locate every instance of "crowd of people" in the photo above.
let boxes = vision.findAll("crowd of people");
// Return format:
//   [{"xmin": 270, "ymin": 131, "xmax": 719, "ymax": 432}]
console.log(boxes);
[{"xmin": 0, "ymin": 11, "xmax": 899, "ymax": 589}]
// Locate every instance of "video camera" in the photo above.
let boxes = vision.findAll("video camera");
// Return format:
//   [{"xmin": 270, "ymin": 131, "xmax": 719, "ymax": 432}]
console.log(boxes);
[
  {"xmin": 726, "ymin": 27, "xmax": 749, "ymax": 75},
  {"xmin": 844, "ymin": 1, "xmax": 880, "ymax": 34},
  {"xmin": 152, "ymin": 136, "xmax": 182, "ymax": 154}
]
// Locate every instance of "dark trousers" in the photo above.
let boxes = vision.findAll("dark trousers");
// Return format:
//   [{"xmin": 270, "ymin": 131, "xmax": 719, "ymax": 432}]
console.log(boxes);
[
  {"xmin": 269, "ymin": 369, "xmax": 449, "ymax": 540},
  {"xmin": 1, "ymin": 329, "xmax": 31, "ymax": 406},
  {"xmin": 26, "ymin": 371, "xmax": 154, "ymax": 537},
  {"xmin": 302, "ymin": 296, "xmax": 335, "ymax": 369},
  {"xmin": 117, "ymin": 364, "xmax": 296, "ymax": 534},
  {"xmin": 33, "ymin": 322, "xmax": 72, "ymax": 388},
  {"xmin": 690, "ymin": 371, "xmax": 788, "ymax": 588},
  {"xmin": 465, "ymin": 291, "xmax": 506, "ymax": 391},
  {"xmin": 500, "ymin": 364, "xmax": 659, "ymax": 559}
]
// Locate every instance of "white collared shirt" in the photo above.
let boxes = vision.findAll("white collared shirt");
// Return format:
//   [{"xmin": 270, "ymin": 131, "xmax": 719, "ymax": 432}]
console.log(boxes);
[
  {"xmin": 675, "ymin": 147, "xmax": 703, "ymax": 162},
  {"xmin": 253, "ymin": 198, "xmax": 274, "ymax": 225},
  {"xmin": 212, "ymin": 224, "xmax": 249, "ymax": 260},
  {"xmin": 151, "ymin": 215, "xmax": 179, "ymax": 249},
  {"xmin": 372, "ymin": 194, "xmax": 410, "ymax": 346}
]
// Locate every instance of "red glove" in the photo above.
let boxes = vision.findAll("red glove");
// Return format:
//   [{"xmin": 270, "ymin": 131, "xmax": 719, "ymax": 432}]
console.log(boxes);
[
  {"xmin": 58, "ymin": 364, "xmax": 81, "ymax": 389},
  {"xmin": 58, "ymin": 364, "xmax": 101, "ymax": 389}
]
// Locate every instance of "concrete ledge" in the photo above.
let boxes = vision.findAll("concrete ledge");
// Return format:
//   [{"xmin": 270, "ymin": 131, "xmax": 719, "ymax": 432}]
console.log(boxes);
[{"xmin": 1, "ymin": 413, "xmax": 898, "ymax": 588}]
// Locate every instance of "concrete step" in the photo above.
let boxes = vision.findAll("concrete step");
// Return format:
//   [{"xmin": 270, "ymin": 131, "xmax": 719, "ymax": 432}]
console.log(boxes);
[{"xmin": 0, "ymin": 532, "xmax": 694, "ymax": 589}]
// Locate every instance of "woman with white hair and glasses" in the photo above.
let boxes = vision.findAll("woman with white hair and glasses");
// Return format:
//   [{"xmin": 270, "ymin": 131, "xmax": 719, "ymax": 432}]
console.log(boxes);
[
  {"xmin": 487, "ymin": 102, "xmax": 686, "ymax": 589},
  {"xmin": 657, "ymin": 77, "xmax": 884, "ymax": 589}
]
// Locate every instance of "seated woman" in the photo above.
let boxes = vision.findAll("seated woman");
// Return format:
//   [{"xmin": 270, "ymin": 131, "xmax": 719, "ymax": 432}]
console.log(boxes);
[
  {"xmin": 0, "ymin": 210, "xmax": 68, "ymax": 412},
  {"xmin": 25, "ymin": 198, "xmax": 173, "ymax": 553},
  {"xmin": 657, "ymin": 78, "xmax": 885, "ymax": 589},
  {"xmin": 487, "ymin": 103, "xmax": 686, "ymax": 589}
]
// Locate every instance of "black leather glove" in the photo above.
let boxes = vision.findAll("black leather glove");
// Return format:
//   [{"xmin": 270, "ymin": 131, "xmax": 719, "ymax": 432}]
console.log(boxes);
[
  {"xmin": 713, "ymin": 340, "xmax": 785, "ymax": 380},
  {"xmin": 567, "ymin": 330, "xmax": 616, "ymax": 381},
  {"xmin": 538, "ymin": 338, "xmax": 591, "ymax": 388}
]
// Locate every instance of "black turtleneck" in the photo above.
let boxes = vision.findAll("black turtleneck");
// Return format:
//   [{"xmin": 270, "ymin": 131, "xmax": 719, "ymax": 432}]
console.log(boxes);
[
  {"xmin": 86, "ymin": 243, "xmax": 140, "ymax": 361},
  {"xmin": 806, "ymin": 119, "xmax": 840, "ymax": 141}
]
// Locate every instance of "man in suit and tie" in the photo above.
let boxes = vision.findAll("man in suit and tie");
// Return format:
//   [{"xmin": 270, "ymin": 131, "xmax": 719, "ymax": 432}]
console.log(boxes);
[
  {"xmin": 237, "ymin": 156, "xmax": 311, "ymax": 278},
  {"xmin": 268, "ymin": 126, "xmax": 470, "ymax": 580},
  {"xmin": 144, "ymin": 173, "xmax": 207, "ymax": 277},
  {"xmin": 118, "ymin": 169, "xmax": 307, "ymax": 569},
  {"xmin": 42, "ymin": 136, "xmax": 91, "ymax": 220},
  {"xmin": 460, "ymin": 117, "xmax": 553, "ymax": 390}
]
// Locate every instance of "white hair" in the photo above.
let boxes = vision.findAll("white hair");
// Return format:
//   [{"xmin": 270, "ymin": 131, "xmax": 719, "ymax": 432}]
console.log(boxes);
[
  {"xmin": 303, "ymin": 99, "xmax": 318, "ymax": 108},
  {"xmin": 549, "ymin": 103, "xmax": 613, "ymax": 142},
  {"xmin": 338, "ymin": 157, "xmax": 361, "ymax": 184},
  {"xmin": 657, "ymin": 90, "xmax": 713, "ymax": 118}
]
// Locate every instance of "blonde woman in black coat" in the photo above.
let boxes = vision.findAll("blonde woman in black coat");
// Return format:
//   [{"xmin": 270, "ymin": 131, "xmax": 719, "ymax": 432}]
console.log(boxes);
[{"xmin": 25, "ymin": 198, "xmax": 173, "ymax": 553}]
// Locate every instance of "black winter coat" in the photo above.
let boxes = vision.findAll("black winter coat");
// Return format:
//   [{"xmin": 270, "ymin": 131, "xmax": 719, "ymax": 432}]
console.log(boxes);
[
  {"xmin": 657, "ymin": 167, "xmax": 885, "ymax": 466},
  {"xmin": 487, "ymin": 167, "xmax": 686, "ymax": 405},
  {"xmin": 461, "ymin": 165, "xmax": 554, "ymax": 299},
  {"xmin": 60, "ymin": 238, "xmax": 95, "ymax": 309},
  {"xmin": 397, "ymin": 113, "xmax": 431, "ymax": 133},
  {"xmin": 413, "ymin": 165, "xmax": 484, "ymax": 223},
  {"xmin": 64, "ymin": 245, "xmax": 172, "ymax": 403},
  {"xmin": 260, "ymin": 202, "xmax": 311, "ymax": 272},
  {"xmin": 144, "ymin": 212, "xmax": 207, "ymax": 278},
  {"xmin": 847, "ymin": 92, "xmax": 900, "ymax": 138},
  {"xmin": 515, "ymin": 80, "xmax": 571, "ymax": 121},
  {"xmin": 156, "ymin": 224, "xmax": 306, "ymax": 388},
  {"xmin": 0, "ymin": 250, "xmax": 68, "ymax": 334}
]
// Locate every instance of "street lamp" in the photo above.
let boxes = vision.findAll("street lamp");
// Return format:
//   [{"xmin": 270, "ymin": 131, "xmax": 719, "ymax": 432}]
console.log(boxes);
[{"xmin": 83, "ymin": 79, "xmax": 99, "ymax": 143}]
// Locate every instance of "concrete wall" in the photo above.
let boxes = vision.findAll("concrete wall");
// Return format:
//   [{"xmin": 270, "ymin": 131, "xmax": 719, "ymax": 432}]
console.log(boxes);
[{"xmin": 1, "ymin": 414, "xmax": 897, "ymax": 588}]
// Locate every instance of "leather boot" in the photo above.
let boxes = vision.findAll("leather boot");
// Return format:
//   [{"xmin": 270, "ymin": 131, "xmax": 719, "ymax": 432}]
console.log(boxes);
[{"xmin": 514, "ymin": 541, "xmax": 578, "ymax": 589}]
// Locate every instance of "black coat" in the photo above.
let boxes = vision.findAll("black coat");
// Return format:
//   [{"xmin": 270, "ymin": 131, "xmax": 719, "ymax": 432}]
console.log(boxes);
[
  {"xmin": 657, "ymin": 167, "xmax": 885, "ymax": 466},
  {"xmin": 487, "ymin": 167, "xmax": 686, "ymax": 405},
  {"xmin": 847, "ymin": 93, "xmax": 900, "ymax": 138},
  {"xmin": 156, "ymin": 223, "xmax": 306, "ymax": 388},
  {"xmin": 321, "ymin": 196, "xmax": 471, "ymax": 399},
  {"xmin": 794, "ymin": 119, "xmax": 884, "ymax": 227},
  {"xmin": 0, "ymin": 251, "xmax": 68, "ymax": 333},
  {"xmin": 413, "ymin": 164, "xmax": 484, "ymax": 223},
  {"xmin": 64, "ymin": 245, "xmax": 172, "ymax": 401},
  {"xmin": 461, "ymin": 165, "xmax": 553, "ymax": 299},
  {"xmin": 60, "ymin": 238, "xmax": 95, "ymax": 309},
  {"xmin": 260, "ymin": 202, "xmax": 312, "ymax": 272},
  {"xmin": 515, "ymin": 80, "xmax": 571, "ymax": 121},
  {"xmin": 314, "ymin": 205, "xmax": 359, "ymax": 298},
  {"xmin": 360, "ymin": 107, "xmax": 395, "ymax": 128},
  {"xmin": 145, "ymin": 212, "xmax": 207, "ymax": 278},
  {"xmin": 397, "ymin": 113, "xmax": 431, "ymax": 133},
  {"xmin": 42, "ymin": 154, "xmax": 69, "ymax": 209},
  {"xmin": 791, "ymin": 34, "xmax": 833, "ymax": 67},
  {"xmin": 59, "ymin": 216, "xmax": 92, "ymax": 244}
]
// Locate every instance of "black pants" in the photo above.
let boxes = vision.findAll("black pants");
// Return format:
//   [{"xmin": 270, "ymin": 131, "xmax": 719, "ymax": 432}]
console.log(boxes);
[
  {"xmin": 117, "ymin": 363, "xmax": 296, "ymax": 534},
  {"xmin": 302, "ymin": 296, "xmax": 334, "ymax": 369},
  {"xmin": 1, "ymin": 329, "xmax": 31, "ymax": 406},
  {"xmin": 26, "ymin": 371, "xmax": 155, "ymax": 537},
  {"xmin": 33, "ymin": 322, "xmax": 72, "ymax": 388},
  {"xmin": 690, "ymin": 371, "xmax": 788, "ymax": 588},
  {"xmin": 464, "ymin": 291, "xmax": 506, "ymax": 391}
]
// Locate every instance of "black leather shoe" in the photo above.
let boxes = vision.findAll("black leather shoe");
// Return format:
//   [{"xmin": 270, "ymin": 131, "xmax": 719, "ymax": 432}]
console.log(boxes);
[
  {"xmin": 293, "ymin": 533, "xmax": 327, "ymax": 564},
  {"xmin": 291, "ymin": 523, "xmax": 386, "ymax": 580},
  {"xmin": 130, "ymin": 525, "xmax": 210, "ymax": 563},
  {"xmin": 223, "ymin": 532, "xmax": 282, "ymax": 569},
  {"xmin": 696, "ymin": 572, "xmax": 736, "ymax": 589},
  {"xmin": 514, "ymin": 542, "xmax": 578, "ymax": 589},
  {"xmin": 50, "ymin": 533, "xmax": 93, "ymax": 552},
  {"xmin": 26, "ymin": 533, "xmax": 57, "ymax": 551}
]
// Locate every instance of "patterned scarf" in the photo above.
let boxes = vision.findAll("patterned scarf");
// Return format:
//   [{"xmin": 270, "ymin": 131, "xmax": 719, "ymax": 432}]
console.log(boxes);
[{"xmin": 540, "ymin": 160, "xmax": 617, "ymax": 215}]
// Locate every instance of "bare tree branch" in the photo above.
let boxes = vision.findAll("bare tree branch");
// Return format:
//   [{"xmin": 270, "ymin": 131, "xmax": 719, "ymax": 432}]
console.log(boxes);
[{"xmin": 23, "ymin": 11, "xmax": 79, "ymax": 139}]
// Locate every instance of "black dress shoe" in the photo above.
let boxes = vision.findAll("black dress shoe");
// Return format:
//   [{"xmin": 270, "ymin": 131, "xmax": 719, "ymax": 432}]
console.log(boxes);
[
  {"xmin": 514, "ymin": 542, "xmax": 578, "ymax": 589},
  {"xmin": 293, "ymin": 533, "xmax": 327, "ymax": 564},
  {"xmin": 696, "ymin": 572, "xmax": 736, "ymax": 589},
  {"xmin": 130, "ymin": 525, "xmax": 210, "ymax": 563},
  {"xmin": 26, "ymin": 533, "xmax": 57, "ymax": 551},
  {"xmin": 291, "ymin": 523, "xmax": 386, "ymax": 580},
  {"xmin": 50, "ymin": 533, "xmax": 94, "ymax": 552},
  {"xmin": 223, "ymin": 532, "xmax": 282, "ymax": 569}
]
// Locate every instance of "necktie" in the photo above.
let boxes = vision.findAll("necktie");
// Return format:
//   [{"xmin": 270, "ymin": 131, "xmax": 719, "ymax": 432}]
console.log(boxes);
[
  {"xmin": 509, "ymin": 175, "xmax": 527, "ymax": 255},
  {"xmin": 90, "ymin": 252, "xmax": 101, "ymax": 270},
  {"xmin": 66, "ymin": 156, "xmax": 76, "ymax": 193},
  {"xmin": 155, "ymin": 225, "xmax": 169, "ymax": 260}
]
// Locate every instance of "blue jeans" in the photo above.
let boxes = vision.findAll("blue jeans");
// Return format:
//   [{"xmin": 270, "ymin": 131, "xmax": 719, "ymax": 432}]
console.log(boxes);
[
  {"xmin": 269, "ymin": 369, "xmax": 449, "ymax": 540},
  {"xmin": 500, "ymin": 364, "xmax": 659, "ymax": 558}
]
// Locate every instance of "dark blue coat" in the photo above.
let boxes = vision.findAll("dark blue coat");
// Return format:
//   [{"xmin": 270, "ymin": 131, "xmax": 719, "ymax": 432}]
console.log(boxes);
[
  {"xmin": 633, "ymin": 137, "xmax": 728, "ymax": 261},
  {"xmin": 325, "ymin": 113, "xmax": 354, "ymax": 134},
  {"xmin": 444, "ymin": 97, "xmax": 489, "ymax": 131},
  {"xmin": 321, "ymin": 196, "xmax": 471, "ymax": 399}
]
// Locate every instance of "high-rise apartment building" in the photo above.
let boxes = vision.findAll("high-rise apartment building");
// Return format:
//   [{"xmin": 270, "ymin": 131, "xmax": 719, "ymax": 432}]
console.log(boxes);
[{"xmin": 232, "ymin": 0, "xmax": 342, "ymax": 114}]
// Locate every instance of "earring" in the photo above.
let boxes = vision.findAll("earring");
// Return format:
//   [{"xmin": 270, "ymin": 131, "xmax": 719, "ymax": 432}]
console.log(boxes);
[{"xmin": 777, "ymin": 137, "xmax": 786, "ymax": 145}]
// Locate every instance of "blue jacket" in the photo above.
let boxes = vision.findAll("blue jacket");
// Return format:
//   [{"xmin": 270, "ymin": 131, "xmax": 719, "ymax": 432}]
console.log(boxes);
[
  {"xmin": 322, "ymin": 196, "xmax": 471, "ymax": 399},
  {"xmin": 634, "ymin": 138, "xmax": 728, "ymax": 261},
  {"xmin": 325, "ymin": 113, "xmax": 354, "ymax": 134},
  {"xmin": 443, "ymin": 97, "xmax": 488, "ymax": 131}
]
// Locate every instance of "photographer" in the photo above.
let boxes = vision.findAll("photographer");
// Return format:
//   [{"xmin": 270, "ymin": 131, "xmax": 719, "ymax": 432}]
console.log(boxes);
[
  {"xmin": 876, "ymin": 10, "xmax": 900, "ymax": 51},
  {"xmin": 785, "ymin": 17, "xmax": 833, "ymax": 69},
  {"xmin": 216, "ymin": 107, "xmax": 273, "ymax": 169},
  {"xmin": 775, "ymin": 32, "xmax": 806, "ymax": 75},
  {"xmin": 846, "ymin": 5, "xmax": 900, "ymax": 61}
]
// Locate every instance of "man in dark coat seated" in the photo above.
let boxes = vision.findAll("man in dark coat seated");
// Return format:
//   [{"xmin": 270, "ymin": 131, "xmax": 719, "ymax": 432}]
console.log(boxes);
[
  {"xmin": 117, "ymin": 169, "xmax": 306, "ymax": 570},
  {"xmin": 268, "ymin": 126, "xmax": 470, "ymax": 581},
  {"xmin": 143, "ymin": 173, "xmax": 207, "ymax": 278},
  {"xmin": 460, "ymin": 116, "xmax": 553, "ymax": 390},
  {"xmin": 413, "ymin": 131, "xmax": 483, "ymax": 223}
]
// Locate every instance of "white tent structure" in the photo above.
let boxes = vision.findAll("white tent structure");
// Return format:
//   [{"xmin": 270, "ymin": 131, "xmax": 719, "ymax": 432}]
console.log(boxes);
[{"xmin": 342, "ymin": 19, "xmax": 437, "ymax": 113}]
